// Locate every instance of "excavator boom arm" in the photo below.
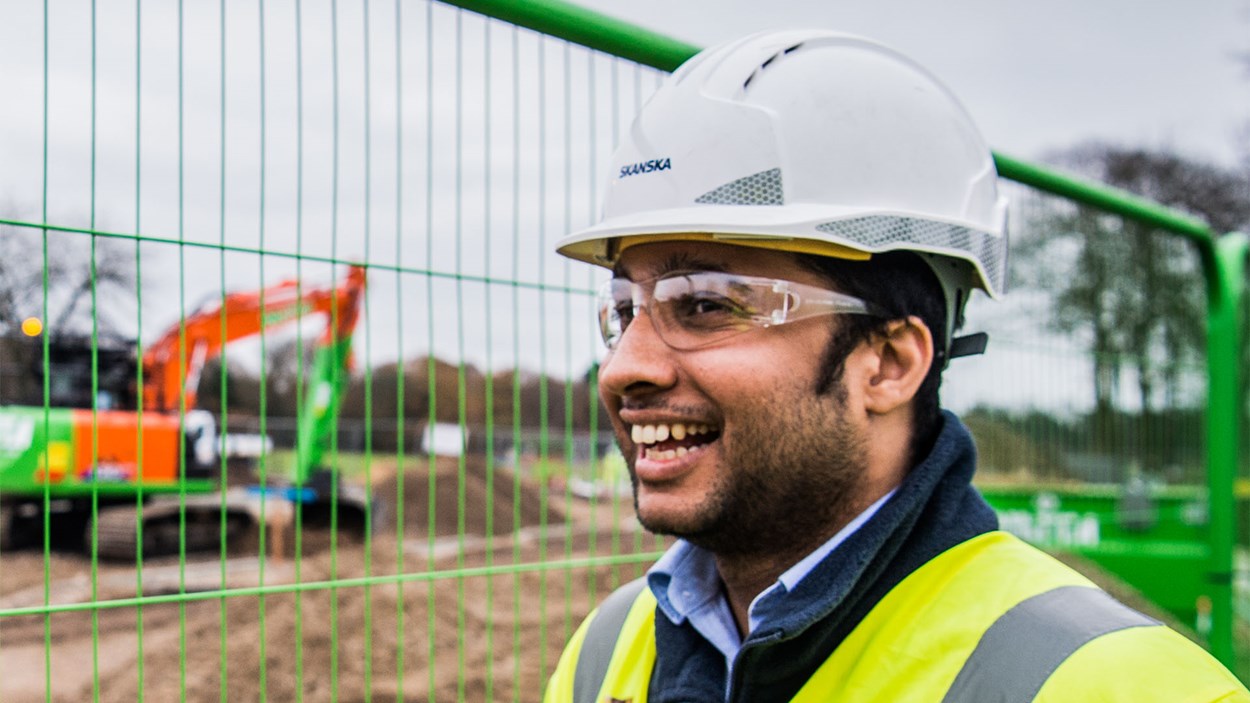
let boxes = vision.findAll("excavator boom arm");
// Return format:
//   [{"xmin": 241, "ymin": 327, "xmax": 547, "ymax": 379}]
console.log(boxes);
[{"xmin": 140, "ymin": 266, "xmax": 366, "ymax": 414}]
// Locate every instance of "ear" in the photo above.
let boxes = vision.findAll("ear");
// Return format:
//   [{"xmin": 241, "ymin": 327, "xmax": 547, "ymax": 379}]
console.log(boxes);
[{"xmin": 862, "ymin": 316, "xmax": 934, "ymax": 415}]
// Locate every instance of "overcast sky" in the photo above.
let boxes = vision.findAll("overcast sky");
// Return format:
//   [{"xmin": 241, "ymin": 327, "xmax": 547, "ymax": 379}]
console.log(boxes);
[
  {"xmin": 573, "ymin": 0, "xmax": 1250, "ymax": 168},
  {"xmin": 1, "ymin": 0, "xmax": 1246, "ymax": 414}
]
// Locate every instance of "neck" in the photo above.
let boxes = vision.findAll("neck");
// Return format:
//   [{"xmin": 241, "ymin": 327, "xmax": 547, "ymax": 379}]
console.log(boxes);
[
  {"xmin": 714, "ymin": 550, "xmax": 803, "ymax": 637},
  {"xmin": 712, "ymin": 491, "xmax": 876, "ymax": 637}
]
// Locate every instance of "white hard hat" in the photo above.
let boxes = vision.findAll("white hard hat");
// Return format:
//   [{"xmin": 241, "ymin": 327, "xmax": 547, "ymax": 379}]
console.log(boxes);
[{"xmin": 557, "ymin": 30, "xmax": 1009, "ymax": 352}]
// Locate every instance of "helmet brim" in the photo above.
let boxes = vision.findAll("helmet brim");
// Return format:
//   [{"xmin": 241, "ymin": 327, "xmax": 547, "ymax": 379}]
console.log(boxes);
[{"xmin": 557, "ymin": 204, "xmax": 1005, "ymax": 299}]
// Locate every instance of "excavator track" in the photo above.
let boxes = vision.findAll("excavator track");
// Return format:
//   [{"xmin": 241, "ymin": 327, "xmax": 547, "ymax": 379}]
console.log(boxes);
[{"xmin": 91, "ymin": 494, "xmax": 255, "ymax": 561}]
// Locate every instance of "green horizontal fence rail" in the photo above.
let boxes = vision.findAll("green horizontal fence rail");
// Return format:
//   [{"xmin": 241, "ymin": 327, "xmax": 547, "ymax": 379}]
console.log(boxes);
[
  {"xmin": 434, "ymin": 0, "xmax": 699, "ymax": 71},
  {"xmin": 2, "ymin": 0, "xmax": 1246, "ymax": 699},
  {"xmin": 440, "ymin": 0, "xmax": 1250, "ymax": 673}
]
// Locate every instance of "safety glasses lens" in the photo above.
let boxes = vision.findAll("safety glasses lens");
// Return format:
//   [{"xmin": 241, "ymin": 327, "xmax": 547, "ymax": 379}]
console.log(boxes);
[{"xmin": 597, "ymin": 273, "xmax": 779, "ymax": 350}]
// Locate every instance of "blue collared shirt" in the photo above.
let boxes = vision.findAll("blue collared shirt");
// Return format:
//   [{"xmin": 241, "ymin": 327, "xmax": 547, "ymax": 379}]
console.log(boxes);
[{"xmin": 646, "ymin": 489, "xmax": 895, "ymax": 691}]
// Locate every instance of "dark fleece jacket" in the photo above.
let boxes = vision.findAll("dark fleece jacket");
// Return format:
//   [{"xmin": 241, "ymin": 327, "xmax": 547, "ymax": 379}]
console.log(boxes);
[{"xmin": 645, "ymin": 411, "xmax": 999, "ymax": 703}]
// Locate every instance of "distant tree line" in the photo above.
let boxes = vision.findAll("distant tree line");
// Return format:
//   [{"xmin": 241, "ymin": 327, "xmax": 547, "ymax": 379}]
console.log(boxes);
[
  {"xmin": 964, "ymin": 405, "xmax": 1206, "ymax": 484},
  {"xmin": 194, "ymin": 350, "xmax": 608, "ymax": 454}
]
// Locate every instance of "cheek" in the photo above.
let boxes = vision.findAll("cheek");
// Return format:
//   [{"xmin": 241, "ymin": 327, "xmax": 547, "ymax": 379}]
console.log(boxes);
[
  {"xmin": 688, "ymin": 336, "xmax": 825, "ymax": 387},
  {"xmin": 687, "ymin": 354, "xmax": 814, "ymax": 419}
]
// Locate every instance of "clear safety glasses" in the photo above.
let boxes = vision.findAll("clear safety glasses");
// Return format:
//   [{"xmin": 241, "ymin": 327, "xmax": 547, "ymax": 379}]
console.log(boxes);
[{"xmin": 598, "ymin": 271, "xmax": 885, "ymax": 351}]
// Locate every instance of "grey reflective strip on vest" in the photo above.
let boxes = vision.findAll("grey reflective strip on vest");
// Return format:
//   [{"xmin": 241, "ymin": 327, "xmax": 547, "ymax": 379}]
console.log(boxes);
[
  {"xmin": 573, "ymin": 577, "xmax": 649, "ymax": 703},
  {"xmin": 942, "ymin": 585, "xmax": 1161, "ymax": 703}
]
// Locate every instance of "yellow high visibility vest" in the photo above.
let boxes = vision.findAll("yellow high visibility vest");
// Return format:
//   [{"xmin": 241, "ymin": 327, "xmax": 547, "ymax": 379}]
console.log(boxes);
[{"xmin": 545, "ymin": 531, "xmax": 1249, "ymax": 703}]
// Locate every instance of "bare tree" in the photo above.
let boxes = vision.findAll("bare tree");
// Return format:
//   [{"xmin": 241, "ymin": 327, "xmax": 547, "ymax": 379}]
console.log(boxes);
[
  {"xmin": 1016, "ymin": 144, "xmax": 1250, "ymax": 468},
  {"xmin": 0, "ymin": 203, "xmax": 149, "ymax": 409},
  {"xmin": 0, "ymin": 208, "xmax": 143, "ymax": 340},
  {"xmin": 0, "ymin": 220, "xmax": 67, "ymax": 333}
]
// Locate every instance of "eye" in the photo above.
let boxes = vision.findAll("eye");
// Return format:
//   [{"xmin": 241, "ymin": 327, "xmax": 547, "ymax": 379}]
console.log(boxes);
[
  {"xmin": 688, "ymin": 295, "xmax": 735, "ymax": 315},
  {"xmin": 670, "ymin": 292, "xmax": 748, "ymax": 329},
  {"xmin": 613, "ymin": 302, "xmax": 636, "ymax": 328}
]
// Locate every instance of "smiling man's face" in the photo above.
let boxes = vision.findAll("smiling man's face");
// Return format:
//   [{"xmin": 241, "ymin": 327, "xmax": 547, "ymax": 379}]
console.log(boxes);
[{"xmin": 597, "ymin": 241, "xmax": 874, "ymax": 556}]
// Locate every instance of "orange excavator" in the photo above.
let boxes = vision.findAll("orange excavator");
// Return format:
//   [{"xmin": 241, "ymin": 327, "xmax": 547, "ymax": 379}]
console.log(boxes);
[{"xmin": 0, "ymin": 265, "xmax": 369, "ymax": 558}]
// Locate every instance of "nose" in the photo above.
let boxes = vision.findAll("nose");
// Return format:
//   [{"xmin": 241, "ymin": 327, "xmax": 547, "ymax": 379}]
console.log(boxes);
[{"xmin": 597, "ymin": 307, "xmax": 679, "ymax": 400}]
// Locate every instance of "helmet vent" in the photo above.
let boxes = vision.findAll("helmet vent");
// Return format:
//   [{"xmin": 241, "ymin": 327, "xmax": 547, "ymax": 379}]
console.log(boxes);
[
  {"xmin": 694, "ymin": 168, "xmax": 785, "ymax": 206},
  {"xmin": 742, "ymin": 43, "xmax": 806, "ymax": 91}
]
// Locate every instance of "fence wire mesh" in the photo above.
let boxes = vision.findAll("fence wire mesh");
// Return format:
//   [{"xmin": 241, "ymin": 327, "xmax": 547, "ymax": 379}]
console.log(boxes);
[
  {"xmin": 0, "ymin": 0, "xmax": 1244, "ymax": 700},
  {"xmin": 1, "ymin": 2, "xmax": 667, "ymax": 699}
]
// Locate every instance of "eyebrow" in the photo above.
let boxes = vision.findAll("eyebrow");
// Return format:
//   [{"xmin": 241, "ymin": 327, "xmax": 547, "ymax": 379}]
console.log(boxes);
[{"xmin": 612, "ymin": 252, "xmax": 729, "ymax": 280}]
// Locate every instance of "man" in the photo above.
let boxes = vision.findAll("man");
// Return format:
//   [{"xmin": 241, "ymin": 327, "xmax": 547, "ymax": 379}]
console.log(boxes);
[{"xmin": 545, "ymin": 29, "xmax": 1248, "ymax": 702}]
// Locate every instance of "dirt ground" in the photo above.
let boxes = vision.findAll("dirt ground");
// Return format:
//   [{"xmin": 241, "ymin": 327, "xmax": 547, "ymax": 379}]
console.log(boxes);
[
  {"xmin": 2, "ymin": 457, "xmax": 1201, "ymax": 702},
  {"xmin": 0, "ymin": 456, "xmax": 651, "ymax": 702}
]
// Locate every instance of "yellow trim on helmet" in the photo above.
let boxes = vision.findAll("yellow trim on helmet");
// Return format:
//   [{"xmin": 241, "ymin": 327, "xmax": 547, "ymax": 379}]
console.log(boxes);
[{"xmin": 613, "ymin": 232, "xmax": 872, "ymax": 262}]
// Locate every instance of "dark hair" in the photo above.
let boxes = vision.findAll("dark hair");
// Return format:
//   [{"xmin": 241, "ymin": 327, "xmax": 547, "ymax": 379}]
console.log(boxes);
[{"xmin": 796, "ymin": 251, "xmax": 951, "ymax": 466}]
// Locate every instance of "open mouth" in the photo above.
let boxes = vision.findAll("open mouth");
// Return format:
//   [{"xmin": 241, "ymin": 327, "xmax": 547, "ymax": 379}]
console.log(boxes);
[{"xmin": 629, "ymin": 422, "xmax": 721, "ymax": 461}]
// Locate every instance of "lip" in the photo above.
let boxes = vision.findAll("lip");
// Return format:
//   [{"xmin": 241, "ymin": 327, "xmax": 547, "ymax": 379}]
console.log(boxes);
[
  {"xmin": 617, "ymin": 408, "xmax": 703, "ymax": 426},
  {"xmin": 617, "ymin": 412, "xmax": 719, "ymax": 485}
]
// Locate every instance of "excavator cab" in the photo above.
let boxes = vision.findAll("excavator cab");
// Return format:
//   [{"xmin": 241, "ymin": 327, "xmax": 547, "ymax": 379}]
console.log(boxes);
[
  {"xmin": 0, "ymin": 266, "xmax": 370, "ymax": 559},
  {"xmin": 0, "ymin": 333, "xmax": 138, "ymax": 411}
]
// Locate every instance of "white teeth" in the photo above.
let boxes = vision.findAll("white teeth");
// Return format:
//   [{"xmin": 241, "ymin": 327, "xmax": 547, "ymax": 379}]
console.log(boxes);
[
  {"xmin": 643, "ymin": 445, "xmax": 701, "ymax": 461},
  {"xmin": 630, "ymin": 422, "xmax": 716, "ymax": 448}
]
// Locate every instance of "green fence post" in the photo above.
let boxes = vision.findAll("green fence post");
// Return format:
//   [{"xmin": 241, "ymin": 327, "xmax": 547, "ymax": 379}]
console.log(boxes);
[
  {"xmin": 1207, "ymin": 231, "xmax": 1249, "ymax": 669},
  {"xmin": 994, "ymin": 151, "xmax": 1244, "ymax": 671}
]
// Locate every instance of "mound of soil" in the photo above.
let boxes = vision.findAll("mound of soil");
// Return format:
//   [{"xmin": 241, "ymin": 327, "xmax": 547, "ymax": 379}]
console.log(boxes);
[
  {"xmin": 0, "ymin": 451, "xmax": 627, "ymax": 703},
  {"xmin": 370, "ymin": 455, "xmax": 563, "ymax": 538}
]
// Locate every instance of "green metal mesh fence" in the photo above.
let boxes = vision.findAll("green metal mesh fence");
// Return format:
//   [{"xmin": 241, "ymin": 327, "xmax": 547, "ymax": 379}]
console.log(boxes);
[
  {"xmin": 1, "ymin": 2, "xmax": 669, "ymax": 699},
  {"xmin": 0, "ymin": 0, "xmax": 1246, "ymax": 699}
]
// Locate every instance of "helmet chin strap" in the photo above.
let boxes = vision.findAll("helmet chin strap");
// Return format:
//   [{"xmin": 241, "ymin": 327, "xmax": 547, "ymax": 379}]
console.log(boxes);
[
  {"xmin": 918, "ymin": 252, "xmax": 989, "ymax": 368},
  {"xmin": 948, "ymin": 332, "xmax": 989, "ymax": 361}
]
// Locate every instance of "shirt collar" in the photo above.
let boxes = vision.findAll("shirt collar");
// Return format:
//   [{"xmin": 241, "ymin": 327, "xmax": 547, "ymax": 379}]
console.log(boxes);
[
  {"xmin": 749, "ymin": 489, "xmax": 895, "ymax": 631},
  {"xmin": 647, "ymin": 539, "xmax": 721, "ymax": 625},
  {"xmin": 647, "ymin": 488, "xmax": 897, "ymax": 630},
  {"xmin": 774, "ymin": 488, "xmax": 895, "ymax": 593}
]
